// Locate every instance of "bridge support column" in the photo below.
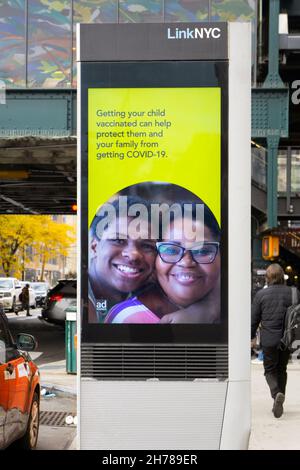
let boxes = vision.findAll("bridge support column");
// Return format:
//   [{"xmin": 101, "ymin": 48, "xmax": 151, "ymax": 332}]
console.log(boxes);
[{"xmin": 267, "ymin": 136, "xmax": 280, "ymax": 229}]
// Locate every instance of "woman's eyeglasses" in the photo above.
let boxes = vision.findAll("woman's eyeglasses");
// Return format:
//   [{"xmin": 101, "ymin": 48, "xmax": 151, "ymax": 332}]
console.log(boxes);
[{"xmin": 156, "ymin": 242, "xmax": 219, "ymax": 264}]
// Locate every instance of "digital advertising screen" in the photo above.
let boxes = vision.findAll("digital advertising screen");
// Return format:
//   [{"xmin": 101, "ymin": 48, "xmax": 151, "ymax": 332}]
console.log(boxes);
[{"xmin": 80, "ymin": 60, "xmax": 228, "ymax": 344}]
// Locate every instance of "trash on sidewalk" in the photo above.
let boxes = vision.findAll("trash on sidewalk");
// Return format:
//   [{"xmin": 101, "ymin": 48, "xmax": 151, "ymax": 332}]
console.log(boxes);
[
  {"xmin": 41, "ymin": 387, "xmax": 56, "ymax": 398},
  {"xmin": 44, "ymin": 391, "xmax": 56, "ymax": 398},
  {"xmin": 65, "ymin": 415, "xmax": 73, "ymax": 425},
  {"xmin": 65, "ymin": 415, "xmax": 77, "ymax": 425}
]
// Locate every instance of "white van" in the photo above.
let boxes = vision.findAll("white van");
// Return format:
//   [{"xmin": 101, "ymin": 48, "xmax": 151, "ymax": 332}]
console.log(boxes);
[{"xmin": 0, "ymin": 277, "xmax": 22, "ymax": 312}]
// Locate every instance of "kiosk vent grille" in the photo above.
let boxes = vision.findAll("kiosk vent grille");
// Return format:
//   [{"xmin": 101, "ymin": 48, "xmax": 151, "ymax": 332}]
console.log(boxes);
[{"xmin": 81, "ymin": 344, "xmax": 228, "ymax": 380}]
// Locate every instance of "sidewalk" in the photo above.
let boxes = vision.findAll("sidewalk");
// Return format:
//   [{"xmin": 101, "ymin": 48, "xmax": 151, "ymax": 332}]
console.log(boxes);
[
  {"xmin": 249, "ymin": 360, "xmax": 300, "ymax": 450},
  {"xmin": 35, "ymin": 357, "xmax": 77, "ymax": 450},
  {"xmin": 38, "ymin": 359, "xmax": 77, "ymax": 395}
]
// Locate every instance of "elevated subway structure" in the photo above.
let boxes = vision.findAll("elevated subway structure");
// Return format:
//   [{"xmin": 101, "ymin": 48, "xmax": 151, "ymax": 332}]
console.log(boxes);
[{"xmin": 0, "ymin": 90, "xmax": 76, "ymax": 214}]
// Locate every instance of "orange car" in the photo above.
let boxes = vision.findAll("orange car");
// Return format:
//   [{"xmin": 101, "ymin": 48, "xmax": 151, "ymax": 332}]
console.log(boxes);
[{"xmin": 0, "ymin": 307, "xmax": 40, "ymax": 449}]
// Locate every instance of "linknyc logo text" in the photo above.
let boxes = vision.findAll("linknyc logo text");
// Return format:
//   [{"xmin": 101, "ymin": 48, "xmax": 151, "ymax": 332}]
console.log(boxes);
[{"xmin": 167, "ymin": 27, "xmax": 221, "ymax": 40}]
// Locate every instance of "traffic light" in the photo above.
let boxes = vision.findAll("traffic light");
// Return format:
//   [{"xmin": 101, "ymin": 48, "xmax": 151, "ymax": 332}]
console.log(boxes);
[
  {"xmin": 71, "ymin": 203, "xmax": 77, "ymax": 212},
  {"xmin": 262, "ymin": 235, "xmax": 279, "ymax": 260}
]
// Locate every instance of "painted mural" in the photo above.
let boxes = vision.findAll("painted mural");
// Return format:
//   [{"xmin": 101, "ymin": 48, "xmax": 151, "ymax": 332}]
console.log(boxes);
[{"xmin": 0, "ymin": 0, "xmax": 255, "ymax": 88}]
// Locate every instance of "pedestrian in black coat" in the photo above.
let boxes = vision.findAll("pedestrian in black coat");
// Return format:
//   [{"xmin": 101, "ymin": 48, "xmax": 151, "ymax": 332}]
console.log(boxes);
[
  {"xmin": 21, "ymin": 284, "xmax": 32, "ymax": 317},
  {"xmin": 251, "ymin": 263, "xmax": 300, "ymax": 418}
]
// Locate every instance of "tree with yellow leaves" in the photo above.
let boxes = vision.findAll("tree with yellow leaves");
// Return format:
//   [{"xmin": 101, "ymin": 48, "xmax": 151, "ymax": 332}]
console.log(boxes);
[
  {"xmin": 0, "ymin": 215, "xmax": 75, "ymax": 279},
  {"xmin": 0, "ymin": 215, "xmax": 35, "ymax": 277},
  {"xmin": 34, "ymin": 216, "xmax": 75, "ymax": 281}
]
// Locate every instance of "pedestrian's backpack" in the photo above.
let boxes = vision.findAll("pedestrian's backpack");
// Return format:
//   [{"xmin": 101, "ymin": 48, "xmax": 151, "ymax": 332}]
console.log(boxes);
[{"xmin": 279, "ymin": 287, "xmax": 300, "ymax": 351}]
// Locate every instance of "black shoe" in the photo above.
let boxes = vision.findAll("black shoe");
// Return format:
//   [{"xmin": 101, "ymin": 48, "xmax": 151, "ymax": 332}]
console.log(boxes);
[
  {"xmin": 26, "ymin": 314, "xmax": 32, "ymax": 317},
  {"xmin": 272, "ymin": 392, "xmax": 285, "ymax": 418},
  {"xmin": 15, "ymin": 312, "xmax": 18, "ymax": 316}
]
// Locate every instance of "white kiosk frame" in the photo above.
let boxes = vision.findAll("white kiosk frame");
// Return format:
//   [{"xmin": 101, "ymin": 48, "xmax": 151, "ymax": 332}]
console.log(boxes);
[{"xmin": 77, "ymin": 22, "xmax": 251, "ymax": 450}]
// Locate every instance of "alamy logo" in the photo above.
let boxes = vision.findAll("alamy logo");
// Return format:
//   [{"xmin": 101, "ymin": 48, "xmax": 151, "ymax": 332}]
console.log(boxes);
[
  {"xmin": 95, "ymin": 196, "xmax": 205, "ymax": 242},
  {"xmin": 291, "ymin": 80, "xmax": 300, "ymax": 105},
  {"xmin": 167, "ymin": 27, "xmax": 221, "ymax": 40}
]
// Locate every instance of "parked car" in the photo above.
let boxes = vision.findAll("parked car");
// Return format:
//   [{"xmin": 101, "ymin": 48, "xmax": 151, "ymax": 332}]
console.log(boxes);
[
  {"xmin": 19, "ymin": 282, "xmax": 37, "ymax": 309},
  {"xmin": 30, "ymin": 282, "xmax": 50, "ymax": 308},
  {"xmin": 40, "ymin": 279, "xmax": 76, "ymax": 326},
  {"xmin": 0, "ymin": 305, "xmax": 40, "ymax": 449},
  {"xmin": 0, "ymin": 277, "xmax": 22, "ymax": 312}
]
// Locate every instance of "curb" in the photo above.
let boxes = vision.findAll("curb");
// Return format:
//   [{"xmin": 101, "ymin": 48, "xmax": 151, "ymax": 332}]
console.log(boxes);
[
  {"xmin": 66, "ymin": 436, "xmax": 78, "ymax": 451},
  {"xmin": 41, "ymin": 382, "xmax": 77, "ymax": 396}
]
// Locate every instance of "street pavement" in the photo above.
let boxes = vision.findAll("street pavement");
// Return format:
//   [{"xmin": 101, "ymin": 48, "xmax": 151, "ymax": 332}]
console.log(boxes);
[{"xmin": 6, "ymin": 308, "xmax": 65, "ymax": 366}]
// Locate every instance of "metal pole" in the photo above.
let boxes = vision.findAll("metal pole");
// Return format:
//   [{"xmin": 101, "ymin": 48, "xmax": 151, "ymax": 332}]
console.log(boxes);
[
  {"xmin": 70, "ymin": 0, "xmax": 74, "ymax": 134},
  {"xmin": 253, "ymin": 0, "xmax": 258, "ymax": 87},
  {"xmin": 286, "ymin": 146, "xmax": 292, "ymax": 213},
  {"xmin": 258, "ymin": 0, "xmax": 263, "ymax": 67},
  {"xmin": 267, "ymin": 136, "xmax": 280, "ymax": 228},
  {"xmin": 263, "ymin": 0, "xmax": 284, "ymax": 88}
]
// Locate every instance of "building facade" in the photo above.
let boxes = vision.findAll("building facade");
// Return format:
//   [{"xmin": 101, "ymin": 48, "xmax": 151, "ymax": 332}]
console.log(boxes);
[{"xmin": 0, "ymin": 0, "xmax": 255, "ymax": 89}]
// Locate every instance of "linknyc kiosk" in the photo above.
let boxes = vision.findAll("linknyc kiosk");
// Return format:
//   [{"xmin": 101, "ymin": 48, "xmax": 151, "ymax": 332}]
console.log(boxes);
[{"xmin": 77, "ymin": 22, "xmax": 251, "ymax": 450}]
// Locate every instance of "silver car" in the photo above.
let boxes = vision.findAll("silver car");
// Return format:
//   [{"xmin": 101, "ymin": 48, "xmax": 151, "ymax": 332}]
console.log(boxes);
[
  {"xmin": 40, "ymin": 279, "xmax": 76, "ymax": 326},
  {"xmin": 30, "ymin": 282, "xmax": 50, "ymax": 307}
]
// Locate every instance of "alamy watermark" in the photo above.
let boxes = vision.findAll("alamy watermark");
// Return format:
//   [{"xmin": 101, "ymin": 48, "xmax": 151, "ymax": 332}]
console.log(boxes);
[
  {"xmin": 95, "ymin": 196, "xmax": 205, "ymax": 242},
  {"xmin": 291, "ymin": 80, "xmax": 300, "ymax": 105}
]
